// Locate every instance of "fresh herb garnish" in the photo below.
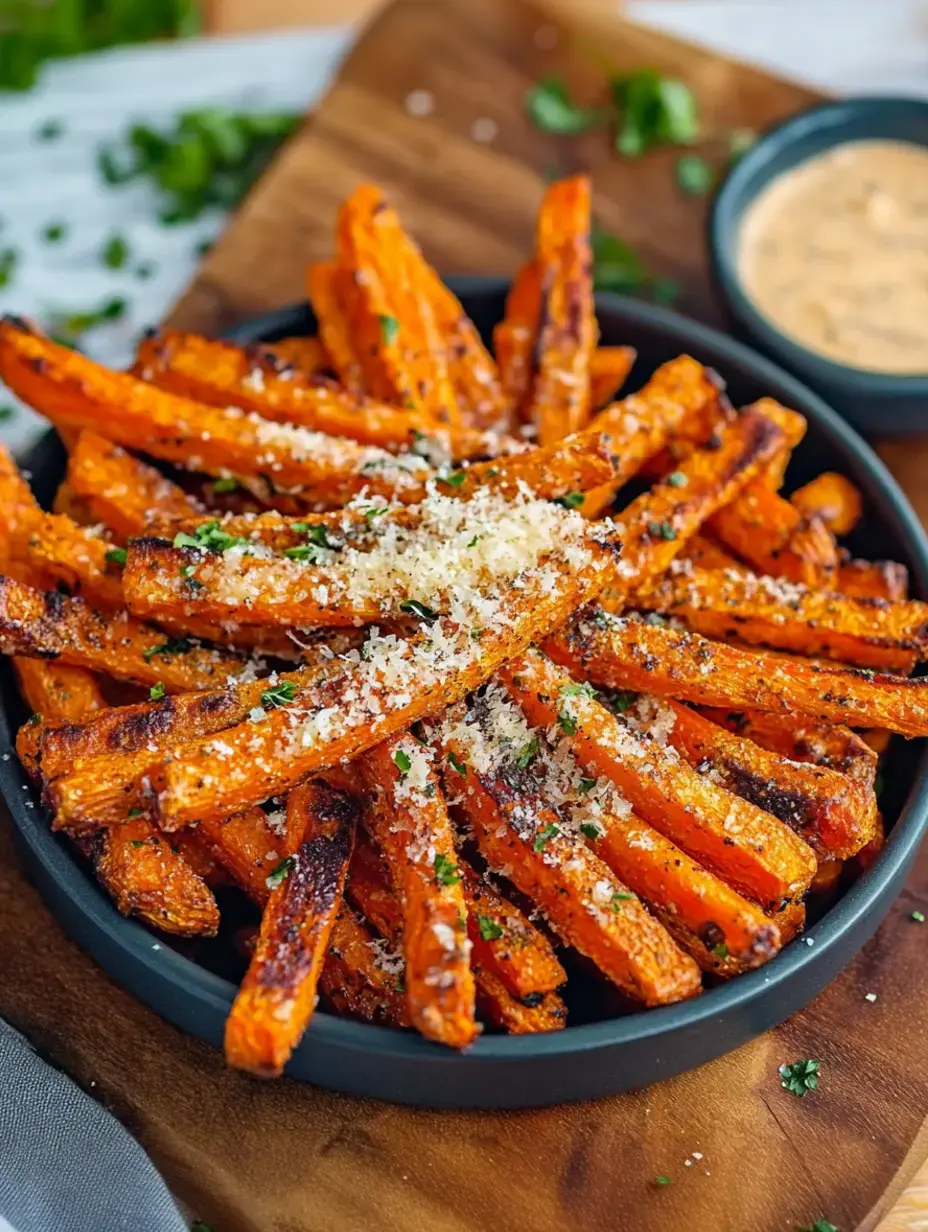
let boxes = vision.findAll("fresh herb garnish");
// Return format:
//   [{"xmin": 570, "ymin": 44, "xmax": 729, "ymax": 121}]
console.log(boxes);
[
  {"xmin": 101, "ymin": 233, "xmax": 130, "ymax": 270},
  {"xmin": 282, "ymin": 544, "xmax": 323, "ymax": 562},
  {"xmin": 611, "ymin": 891, "xmax": 633, "ymax": 912},
  {"xmin": 612, "ymin": 69, "xmax": 698, "ymax": 157},
  {"xmin": 729, "ymin": 127, "xmax": 757, "ymax": 161},
  {"xmin": 135, "ymin": 261, "xmax": 156, "ymax": 280},
  {"xmin": 42, "ymin": 221, "xmax": 67, "ymax": 244},
  {"xmin": 363, "ymin": 504, "xmax": 388, "ymax": 522},
  {"xmin": 712, "ymin": 941, "xmax": 729, "ymax": 959},
  {"xmin": 266, "ymin": 856, "xmax": 294, "ymax": 889},
  {"xmin": 447, "ymin": 751, "xmax": 467, "ymax": 776},
  {"xmin": 211, "ymin": 477, "xmax": 239, "ymax": 493},
  {"xmin": 130, "ymin": 839, "xmax": 147, "ymax": 848},
  {"xmin": 0, "ymin": 405, "xmax": 15, "ymax": 423},
  {"xmin": 533, "ymin": 823, "xmax": 560, "ymax": 851},
  {"xmin": 557, "ymin": 711, "xmax": 578, "ymax": 736},
  {"xmin": 128, "ymin": 807, "xmax": 143, "ymax": 819},
  {"xmin": 795, "ymin": 1222, "xmax": 837, "ymax": 1232},
  {"xmin": 46, "ymin": 296, "xmax": 127, "ymax": 343},
  {"xmin": 591, "ymin": 227, "xmax": 678, "ymax": 305},
  {"xmin": 433, "ymin": 853, "xmax": 460, "ymax": 886},
  {"xmin": 393, "ymin": 749, "xmax": 412, "ymax": 775},
  {"xmin": 525, "ymin": 76, "xmax": 607, "ymax": 135},
  {"xmin": 439, "ymin": 470, "xmax": 467, "ymax": 489},
  {"xmin": 261, "ymin": 680, "xmax": 298, "ymax": 710},
  {"xmin": 554, "ymin": 491, "xmax": 585, "ymax": 510},
  {"xmin": 779, "ymin": 1058, "xmax": 820, "ymax": 1097},
  {"xmin": 37, "ymin": 119, "xmax": 65, "ymax": 141},
  {"xmin": 578, "ymin": 777, "xmax": 597, "ymax": 795},
  {"xmin": 173, "ymin": 520, "xmax": 249, "ymax": 554},
  {"xmin": 653, "ymin": 1175, "xmax": 672, "ymax": 1188},
  {"xmin": 98, "ymin": 108, "xmax": 300, "ymax": 224},
  {"xmin": 27, "ymin": 713, "xmax": 41, "ymax": 726},
  {"xmin": 149, "ymin": 682, "xmax": 166, "ymax": 701},
  {"xmin": 478, "ymin": 915, "xmax": 504, "ymax": 942},
  {"xmin": 399, "ymin": 599, "xmax": 439, "ymax": 621},
  {"xmin": 676, "ymin": 152, "xmax": 713, "ymax": 196},
  {"xmin": 105, "ymin": 547, "xmax": 127, "ymax": 567},
  {"xmin": 142, "ymin": 635, "xmax": 192, "ymax": 661},
  {"xmin": 666, "ymin": 470, "xmax": 688, "ymax": 487},
  {"xmin": 648, "ymin": 519, "xmax": 677, "ymax": 541},
  {"xmin": 580, "ymin": 821, "xmax": 602, "ymax": 839},
  {"xmin": 379, "ymin": 314, "xmax": 400, "ymax": 346},
  {"xmin": 912, "ymin": 910, "xmax": 926, "ymax": 923},
  {"xmin": 560, "ymin": 681, "xmax": 596, "ymax": 699},
  {"xmin": 516, "ymin": 736, "xmax": 539, "ymax": 769},
  {"xmin": 0, "ymin": 248, "xmax": 19, "ymax": 290}
]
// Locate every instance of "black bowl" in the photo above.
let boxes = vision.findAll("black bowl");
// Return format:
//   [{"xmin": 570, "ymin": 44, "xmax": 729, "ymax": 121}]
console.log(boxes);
[
  {"xmin": 3, "ymin": 279, "xmax": 928, "ymax": 1108},
  {"xmin": 709, "ymin": 96, "xmax": 928, "ymax": 437}
]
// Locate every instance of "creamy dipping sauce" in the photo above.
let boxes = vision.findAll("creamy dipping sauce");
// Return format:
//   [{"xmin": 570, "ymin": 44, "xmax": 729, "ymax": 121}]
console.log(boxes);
[{"xmin": 737, "ymin": 139, "xmax": 928, "ymax": 374}]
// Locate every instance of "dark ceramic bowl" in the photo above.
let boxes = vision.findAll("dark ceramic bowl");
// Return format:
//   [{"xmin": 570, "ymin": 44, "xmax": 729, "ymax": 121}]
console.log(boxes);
[
  {"xmin": 709, "ymin": 96, "xmax": 928, "ymax": 437},
  {"xmin": 3, "ymin": 279, "xmax": 928, "ymax": 1108}
]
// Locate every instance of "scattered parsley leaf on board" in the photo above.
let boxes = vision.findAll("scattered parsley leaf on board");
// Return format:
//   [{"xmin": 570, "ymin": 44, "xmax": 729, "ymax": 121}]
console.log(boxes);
[
  {"xmin": 779, "ymin": 1058, "xmax": 820, "ymax": 1097},
  {"xmin": 0, "ymin": 406, "xmax": 16, "ymax": 423},
  {"xmin": 612, "ymin": 69, "xmax": 698, "ymax": 157},
  {"xmin": 101, "ymin": 233, "xmax": 130, "ymax": 270},
  {"xmin": 526, "ymin": 76, "xmax": 608, "ymax": 135},
  {"xmin": 42, "ymin": 222, "xmax": 67, "ymax": 244},
  {"xmin": 0, "ymin": 248, "xmax": 19, "ymax": 290},
  {"xmin": 795, "ymin": 1222, "xmax": 837, "ymax": 1232},
  {"xmin": 676, "ymin": 152, "xmax": 714, "ymax": 196}
]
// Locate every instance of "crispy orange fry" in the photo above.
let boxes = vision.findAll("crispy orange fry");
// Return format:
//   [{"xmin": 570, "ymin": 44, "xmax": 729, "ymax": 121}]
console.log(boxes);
[
  {"xmin": 321, "ymin": 906, "xmax": 410, "ymax": 1027},
  {"xmin": 362, "ymin": 736, "xmax": 477, "ymax": 1048},
  {"xmin": 631, "ymin": 561, "xmax": 926, "ymax": 672},
  {"xmin": 439, "ymin": 699, "xmax": 701, "ymax": 1006},
  {"xmin": 337, "ymin": 186, "xmax": 459, "ymax": 425},
  {"xmin": 661, "ymin": 699, "xmax": 875, "ymax": 858},
  {"xmin": 0, "ymin": 574, "xmax": 252, "ymax": 693},
  {"xmin": 603, "ymin": 404, "xmax": 788, "ymax": 597},
  {"xmin": 225, "ymin": 780, "xmax": 356, "ymax": 1075},
  {"xmin": 580, "ymin": 356, "xmax": 727, "ymax": 517},
  {"xmin": 13, "ymin": 511, "xmax": 127, "ymax": 610},
  {"xmin": 698, "ymin": 707, "xmax": 878, "ymax": 785},
  {"xmin": 790, "ymin": 472, "xmax": 863, "ymax": 535},
  {"xmin": 682, "ymin": 533, "xmax": 747, "ymax": 573},
  {"xmin": 494, "ymin": 261, "xmax": 541, "ymax": 417},
  {"xmin": 837, "ymin": 556, "xmax": 909, "ymax": 602},
  {"xmin": 264, "ymin": 335, "xmax": 330, "ymax": 375},
  {"xmin": 526, "ymin": 176, "xmax": 597, "ymax": 445},
  {"xmin": 349, "ymin": 836, "xmax": 567, "ymax": 1028},
  {"xmin": 710, "ymin": 478, "xmax": 839, "ymax": 586},
  {"xmin": 15, "ymin": 657, "xmax": 219, "ymax": 936},
  {"xmin": 306, "ymin": 260, "xmax": 366, "ymax": 395},
  {"xmin": 501, "ymin": 651, "xmax": 816, "ymax": 905},
  {"xmin": 0, "ymin": 440, "xmax": 39, "ymax": 558},
  {"xmin": 135, "ymin": 329, "xmax": 501, "ymax": 461},
  {"xmin": 51, "ymin": 480, "xmax": 95, "ymax": 526},
  {"xmin": 67, "ymin": 431, "xmax": 204, "ymax": 541},
  {"xmin": 589, "ymin": 346, "xmax": 637, "ymax": 409},
  {"xmin": 548, "ymin": 608, "xmax": 928, "ymax": 737}
]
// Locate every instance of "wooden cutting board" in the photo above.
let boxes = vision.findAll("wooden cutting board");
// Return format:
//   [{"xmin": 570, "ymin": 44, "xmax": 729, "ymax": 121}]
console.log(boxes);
[{"xmin": 3, "ymin": 2, "xmax": 928, "ymax": 1231}]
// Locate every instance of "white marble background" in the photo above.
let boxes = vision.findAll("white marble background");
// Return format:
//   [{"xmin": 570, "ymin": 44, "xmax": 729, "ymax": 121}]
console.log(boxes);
[{"xmin": 1, "ymin": 0, "xmax": 927, "ymax": 455}]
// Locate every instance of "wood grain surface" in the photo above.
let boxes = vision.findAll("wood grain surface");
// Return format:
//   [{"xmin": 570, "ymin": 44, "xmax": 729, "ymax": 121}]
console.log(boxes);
[{"xmin": 2, "ymin": 2, "xmax": 928, "ymax": 1230}]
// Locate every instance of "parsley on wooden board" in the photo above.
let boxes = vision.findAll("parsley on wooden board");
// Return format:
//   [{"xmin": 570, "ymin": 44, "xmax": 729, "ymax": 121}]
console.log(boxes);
[
  {"xmin": 779, "ymin": 1058, "xmax": 820, "ymax": 1097},
  {"xmin": 525, "ymin": 76, "xmax": 608, "ymax": 135}
]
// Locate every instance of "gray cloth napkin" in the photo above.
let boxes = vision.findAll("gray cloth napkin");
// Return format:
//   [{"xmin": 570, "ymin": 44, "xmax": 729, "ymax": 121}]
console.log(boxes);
[{"xmin": 0, "ymin": 1020, "xmax": 188, "ymax": 1232}]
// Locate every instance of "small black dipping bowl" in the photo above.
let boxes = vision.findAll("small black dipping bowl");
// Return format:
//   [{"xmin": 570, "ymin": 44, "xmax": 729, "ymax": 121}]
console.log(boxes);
[
  {"xmin": 709, "ymin": 96, "xmax": 928, "ymax": 437},
  {"xmin": 3, "ymin": 281, "xmax": 928, "ymax": 1108}
]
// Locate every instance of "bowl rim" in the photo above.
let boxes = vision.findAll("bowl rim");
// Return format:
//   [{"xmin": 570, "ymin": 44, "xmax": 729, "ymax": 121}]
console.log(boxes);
[
  {"xmin": 4, "ymin": 279, "xmax": 928, "ymax": 1071},
  {"xmin": 708, "ymin": 94, "xmax": 928, "ymax": 390}
]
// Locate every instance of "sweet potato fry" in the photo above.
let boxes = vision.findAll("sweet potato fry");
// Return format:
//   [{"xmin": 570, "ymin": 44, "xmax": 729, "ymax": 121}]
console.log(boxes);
[
  {"xmin": 306, "ymin": 260, "xmax": 366, "ymax": 395},
  {"xmin": 525, "ymin": 176, "xmax": 597, "ymax": 445},
  {"xmin": 589, "ymin": 346, "xmax": 637, "ymax": 409},
  {"xmin": 457, "ymin": 860, "xmax": 566, "ymax": 999},
  {"xmin": 0, "ymin": 317, "xmax": 438, "ymax": 506},
  {"xmin": 66, "ymin": 431, "xmax": 204, "ymax": 541},
  {"xmin": 197, "ymin": 806, "xmax": 296, "ymax": 902},
  {"xmin": 698, "ymin": 707, "xmax": 878, "ymax": 785},
  {"xmin": 837, "ymin": 556, "xmax": 909, "ymax": 602},
  {"xmin": 147, "ymin": 522, "xmax": 619, "ymax": 829},
  {"xmin": 349, "ymin": 836, "xmax": 567, "ymax": 1028},
  {"xmin": 660, "ymin": 698, "xmax": 875, "ymax": 858},
  {"xmin": 13, "ymin": 511, "xmax": 126, "ymax": 610},
  {"xmin": 0, "ymin": 574, "xmax": 252, "ymax": 693},
  {"xmin": 494, "ymin": 262, "xmax": 541, "ymax": 416},
  {"xmin": 548, "ymin": 608, "xmax": 928, "ymax": 737},
  {"xmin": 603, "ymin": 405, "xmax": 788, "ymax": 597},
  {"xmin": 682, "ymin": 534, "xmax": 747, "ymax": 573},
  {"xmin": 320, "ymin": 906, "xmax": 410, "ymax": 1027},
  {"xmin": 337, "ymin": 185, "xmax": 459, "ymax": 424},
  {"xmin": 710, "ymin": 478, "xmax": 839, "ymax": 586},
  {"xmin": 361, "ymin": 736, "xmax": 477, "ymax": 1048},
  {"xmin": 0, "ymin": 440, "xmax": 39, "ymax": 558},
  {"xmin": 224, "ymin": 780, "xmax": 356, "ymax": 1075},
  {"xmin": 580, "ymin": 357, "xmax": 727, "ymax": 517},
  {"xmin": 51, "ymin": 480, "xmax": 95, "ymax": 526},
  {"xmin": 500, "ymin": 651, "xmax": 816, "ymax": 905},
  {"xmin": 631, "ymin": 561, "xmax": 927, "ymax": 672},
  {"xmin": 263, "ymin": 335, "xmax": 330, "ymax": 376},
  {"xmin": 791, "ymin": 472, "xmax": 863, "ymax": 535},
  {"xmin": 438, "ymin": 697, "xmax": 701, "ymax": 1005},
  {"xmin": 14, "ymin": 658, "xmax": 219, "ymax": 936},
  {"xmin": 135, "ymin": 329, "xmax": 500, "ymax": 462}
]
